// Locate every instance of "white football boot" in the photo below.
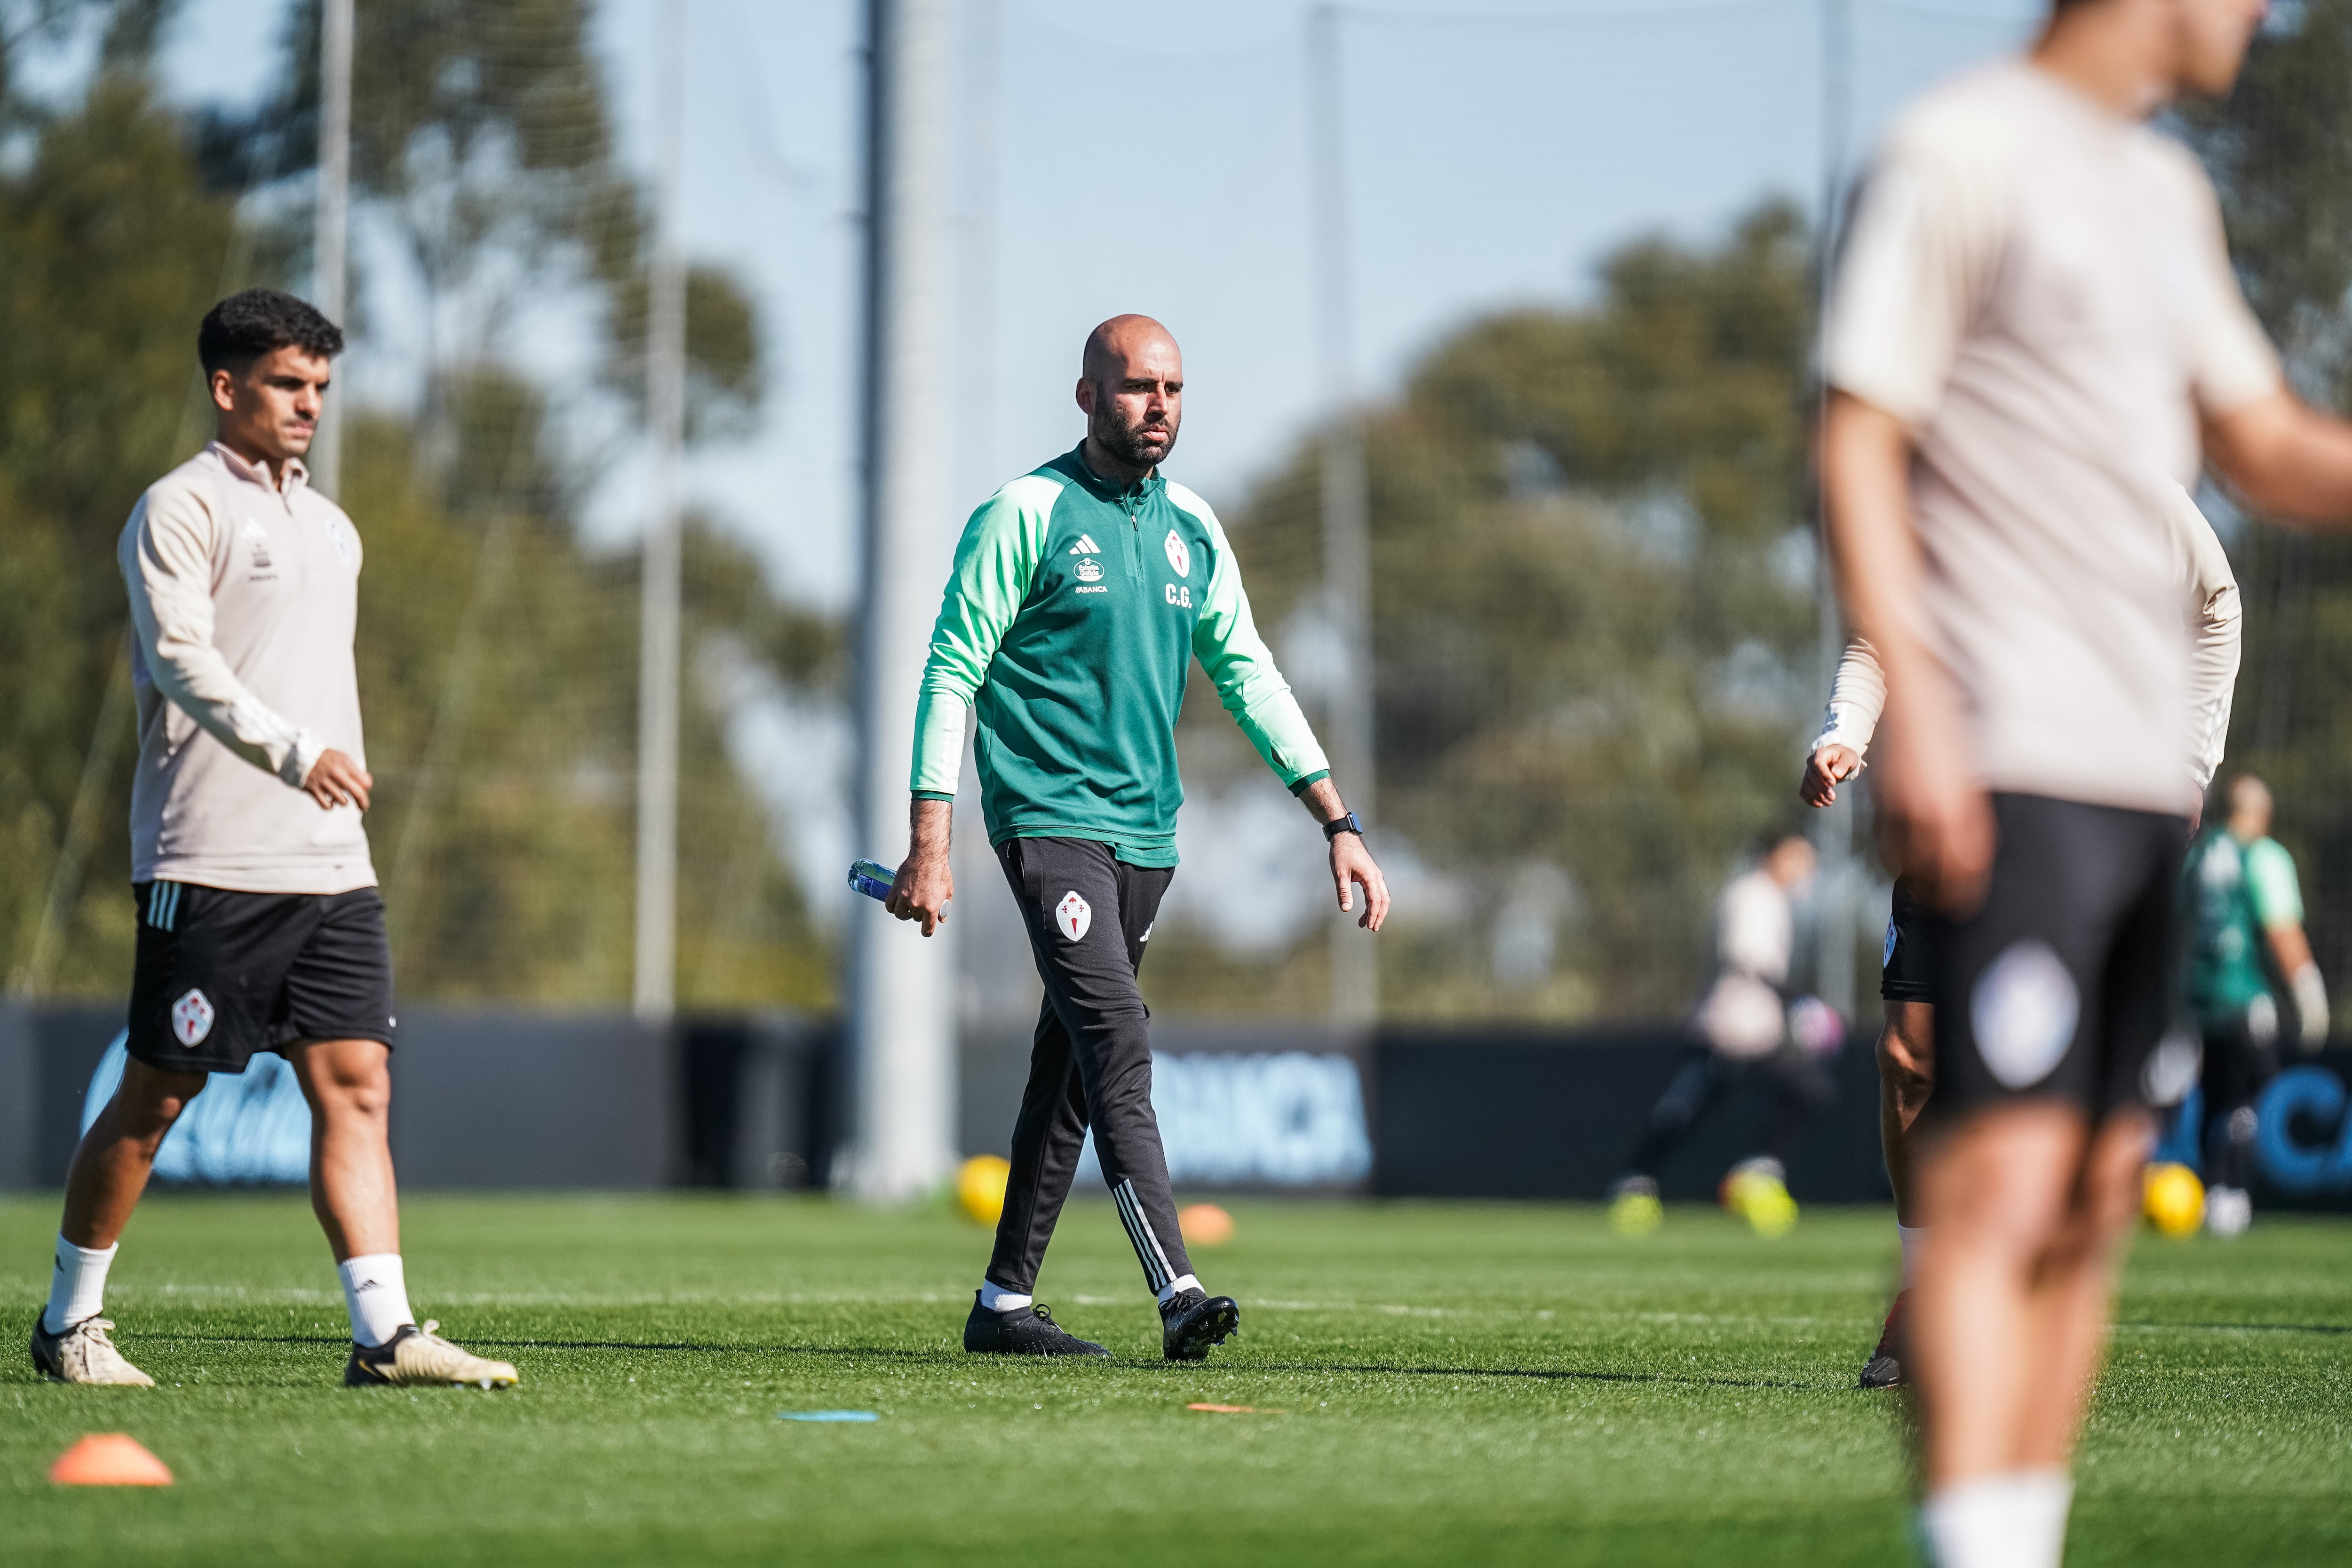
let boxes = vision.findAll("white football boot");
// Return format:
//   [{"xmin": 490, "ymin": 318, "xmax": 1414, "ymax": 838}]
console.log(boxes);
[
  {"xmin": 31, "ymin": 1314, "xmax": 156, "ymax": 1386},
  {"xmin": 344, "ymin": 1321, "xmax": 518, "ymax": 1389}
]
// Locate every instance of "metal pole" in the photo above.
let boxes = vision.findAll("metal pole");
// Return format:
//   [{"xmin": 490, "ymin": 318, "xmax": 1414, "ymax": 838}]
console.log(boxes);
[
  {"xmin": 961, "ymin": 0, "xmax": 1001, "ymax": 501},
  {"xmin": 634, "ymin": 4, "xmax": 688, "ymax": 1022},
  {"xmin": 1308, "ymin": 5, "xmax": 1377, "ymax": 1030},
  {"xmin": 949, "ymin": 0, "xmax": 1003, "ymax": 1025},
  {"xmin": 849, "ymin": 0, "xmax": 959, "ymax": 1198},
  {"xmin": 1812, "ymin": 0, "xmax": 1856, "ymax": 1020},
  {"xmin": 310, "ymin": 0, "xmax": 353, "ymax": 499}
]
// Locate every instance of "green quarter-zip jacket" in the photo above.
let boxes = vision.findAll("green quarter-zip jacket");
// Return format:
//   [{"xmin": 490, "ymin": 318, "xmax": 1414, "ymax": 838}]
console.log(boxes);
[{"xmin": 911, "ymin": 445, "xmax": 1329, "ymax": 867}]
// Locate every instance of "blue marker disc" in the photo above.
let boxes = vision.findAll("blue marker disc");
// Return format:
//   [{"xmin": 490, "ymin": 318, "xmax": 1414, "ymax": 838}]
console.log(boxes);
[{"xmin": 777, "ymin": 1409, "xmax": 880, "ymax": 1423}]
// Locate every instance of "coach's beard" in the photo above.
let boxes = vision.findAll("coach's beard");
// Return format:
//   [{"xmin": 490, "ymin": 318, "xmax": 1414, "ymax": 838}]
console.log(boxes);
[{"xmin": 1094, "ymin": 408, "xmax": 1178, "ymax": 471}]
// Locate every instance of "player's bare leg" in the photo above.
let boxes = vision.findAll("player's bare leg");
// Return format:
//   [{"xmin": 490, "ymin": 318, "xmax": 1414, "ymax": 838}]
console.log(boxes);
[
  {"xmin": 1912, "ymin": 1103, "xmax": 2086, "ymax": 1482},
  {"xmin": 1878, "ymin": 1003, "xmax": 1935, "ymax": 1221},
  {"xmin": 2012, "ymin": 1110, "xmax": 2153, "ymax": 1469},
  {"xmin": 288, "ymin": 1038, "xmax": 399, "ymax": 1261},
  {"xmin": 282, "ymin": 1038, "xmax": 515, "ymax": 1389},
  {"xmin": 32, "ymin": 1062, "xmax": 210, "ymax": 1384},
  {"xmin": 1860, "ymin": 1001, "xmax": 1935, "ymax": 1388},
  {"xmin": 60, "ymin": 1060, "xmax": 210, "ymax": 1251}
]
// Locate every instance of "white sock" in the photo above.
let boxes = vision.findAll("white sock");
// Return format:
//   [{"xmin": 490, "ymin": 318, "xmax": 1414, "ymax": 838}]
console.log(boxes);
[
  {"xmin": 977, "ymin": 1281, "xmax": 1031, "ymax": 1313},
  {"xmin": 1898, "ymin": 1223, "xmax": 1928, "ymax": 1289},
  {"xmin": 1156, "ymin": 1273, "xmax": 1200, "ymax": 1305},
  {"xmin": 1920, "ymin": 1471, "xmax": 2055, "ymax": 1568},
  {"xmin": 338, "ymin": 1254, "xmax": 414, "ymax": 1348},
  {"xmin": 2012, "ymin": 1468, "xmax": 2074, "ymax": 1568},
  {"xmin": 44, "ymin": 1235, "xmax": 117, "ymax": 1334}
]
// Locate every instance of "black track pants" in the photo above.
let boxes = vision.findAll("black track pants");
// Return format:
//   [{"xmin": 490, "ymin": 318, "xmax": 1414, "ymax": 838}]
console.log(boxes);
[
  {"xmin": 985, "ymin": 836, "xmax": 1192, "ymax": 1297},
  {"xmin": 2199, "ymin": 1008, "xmax": 2280, "ymax": 1191}
]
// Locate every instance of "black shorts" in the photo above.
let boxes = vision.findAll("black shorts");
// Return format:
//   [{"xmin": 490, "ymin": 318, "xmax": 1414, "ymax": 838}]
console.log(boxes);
[
  {"xmin": 127, "ymin": 881, "xmax": 396, "ymax": 1075},
  {"xmin": 1919, "ymin": 794, "xmax": 2185, "ymax": 1132},
  {"xmin": 1880, "ymin": 875, "xmax": 1935, "ymax": 1004}
]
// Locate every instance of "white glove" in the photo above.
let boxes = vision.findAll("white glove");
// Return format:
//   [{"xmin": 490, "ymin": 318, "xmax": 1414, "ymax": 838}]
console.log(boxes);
[{"xmin": 2292, "ymin": 963, "xmax": 2329, "ymax": 1052}]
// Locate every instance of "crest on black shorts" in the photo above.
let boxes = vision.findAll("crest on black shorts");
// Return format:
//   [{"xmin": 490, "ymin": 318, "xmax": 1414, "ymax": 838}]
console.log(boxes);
[{"xmin": 171, "ymin": 988, "xmax": 215, "ymax": 1047}]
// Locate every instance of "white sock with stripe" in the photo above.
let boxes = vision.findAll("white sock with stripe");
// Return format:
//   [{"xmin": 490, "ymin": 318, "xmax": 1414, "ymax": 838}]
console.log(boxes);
[
  {"xmin": 1156, "ymin": 1274, "xmax": 1201, "ymax": 1305},
  {"xmin": 338, "ymin": 1254, "xmax": 414, "ymax": 1348},
  {"xmin": 44, "ymin": 1235, "xmax": 117, "ymax": 1334}
]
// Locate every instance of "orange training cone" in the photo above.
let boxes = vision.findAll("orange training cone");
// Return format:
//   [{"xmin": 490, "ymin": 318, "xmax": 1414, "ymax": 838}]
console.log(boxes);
[{"xmin": 49, "ymin": 1434, "xmax": 173, "ymax": 1486}]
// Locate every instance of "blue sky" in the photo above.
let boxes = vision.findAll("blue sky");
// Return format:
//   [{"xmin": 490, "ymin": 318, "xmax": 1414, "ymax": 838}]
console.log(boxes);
[{"xmin": 152, "ymin": 0, "xmax": 2046, "ymax": 610}]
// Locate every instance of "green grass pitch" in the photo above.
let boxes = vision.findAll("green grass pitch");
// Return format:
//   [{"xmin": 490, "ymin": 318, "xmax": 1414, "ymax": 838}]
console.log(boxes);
[{"xmin": 2, "ymin": 1194, "xmax": 2347, "ymax": 1565}]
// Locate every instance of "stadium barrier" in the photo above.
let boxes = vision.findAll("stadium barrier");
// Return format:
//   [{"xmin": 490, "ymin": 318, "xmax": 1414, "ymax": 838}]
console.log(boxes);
[{"xmin": 4, "ymin": 1002, "xmax": 2349, "ymax": 1207}]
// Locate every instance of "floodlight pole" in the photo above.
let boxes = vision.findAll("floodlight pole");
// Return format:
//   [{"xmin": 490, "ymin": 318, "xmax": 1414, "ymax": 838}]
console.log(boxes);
[
  {"xmin": 634, "ymin": 5, "xmax": 688, "ymax": 1023},
  {"xmin": 961, "ymin": 0, "xmax": 1001, "ymax": 501},
  {"xmin": 1309, "ymin": 3, "xmax": 1378, "ymax": 1031},
  {"xmin": 1812, "ymin": 0, "xmax": 1856, "ymax": 1021},
  {"xmin": 310, "ymin": 0, "xmax": 353, "ymax": 499},
  {"xmin": 848, "ymin": 0, "xmax": 960, "ymax": 1199}
]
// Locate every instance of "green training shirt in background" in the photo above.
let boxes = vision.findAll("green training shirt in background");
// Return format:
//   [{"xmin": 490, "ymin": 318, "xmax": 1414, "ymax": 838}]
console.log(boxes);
[
  {"xmin": 2184, "ymin": 826, "xmax": 2304, "ymax": 1028},
  {"xmin": 908, "ymin": 446, "xmax": 1329, "ymax": 868}
]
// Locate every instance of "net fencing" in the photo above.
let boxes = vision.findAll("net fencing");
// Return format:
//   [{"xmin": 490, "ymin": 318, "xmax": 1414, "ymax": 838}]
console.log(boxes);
[{"xmin": 10, "ymin": 0, "xmax": 2352, "ymax": 1040}]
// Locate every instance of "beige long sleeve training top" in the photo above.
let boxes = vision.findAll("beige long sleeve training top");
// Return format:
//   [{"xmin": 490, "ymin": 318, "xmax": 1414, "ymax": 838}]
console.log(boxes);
[
  {"xmin": 120, "ymin": 442, "xmax": 375, "ymax": 893},
  {"xmin": 1810, "ymin": 481, "xmax": 2242, "ymax": 797}
]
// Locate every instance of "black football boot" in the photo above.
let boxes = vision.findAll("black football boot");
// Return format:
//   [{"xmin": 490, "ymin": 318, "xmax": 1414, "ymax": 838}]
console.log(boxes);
[
  {"xmin": 1159, "ymin": 1288, "xmax": 1241, "ymax": 1362},
  {"xmin": 962, "ymin": 1292, "xmax": 1111, "ymax": 1357},
  {"xmin": 1858, "ymin": 1290, "xmax": 1908, "ymax": 1390}
]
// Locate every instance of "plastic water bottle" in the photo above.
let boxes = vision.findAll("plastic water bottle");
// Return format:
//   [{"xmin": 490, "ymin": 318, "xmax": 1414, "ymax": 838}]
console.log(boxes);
[{"xmin": 847, "ymin": 858, "xmax": 898, "ymax": 902}]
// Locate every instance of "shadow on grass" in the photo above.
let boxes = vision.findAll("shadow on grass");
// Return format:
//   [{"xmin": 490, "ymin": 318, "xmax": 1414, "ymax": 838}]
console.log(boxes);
[
  {"xmin": 137, "ymin": 1333, "xmax": 1827, "ymax": 1391},
  {"xmin": 2114, "ymin": 1319, "xmax": 2352, "ymax": 1337},
  {"xmin": 1249, "ymin": 1361, "xmax": 1821, "ymax": 1392}
]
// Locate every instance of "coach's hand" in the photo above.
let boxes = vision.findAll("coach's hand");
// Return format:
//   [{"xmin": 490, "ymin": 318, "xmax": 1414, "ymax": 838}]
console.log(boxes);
[
  {"xmin": 302, "ymin": 748, "xmax": 372, "ymax": 812},
  {"xmin": 1331, "ymin": 833, "xmax": 1390, "ymax": 932},
  {"xmin": 886, "ymin": 797, "xmax": 954, "ymax": 937},
  {"xmin": 1800, "ymin": 744, "xmax": 1862, "ymax": 808}
]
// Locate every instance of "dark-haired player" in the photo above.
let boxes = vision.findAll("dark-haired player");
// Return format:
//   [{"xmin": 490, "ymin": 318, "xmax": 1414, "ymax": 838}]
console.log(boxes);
[
  {"xmin": 1825, "ymin": 1, "xmax": 2352, "ymax": 1560},
  {"xmin": 30, "ymin": 289, "xmax": 515, "ymax": 1390}
]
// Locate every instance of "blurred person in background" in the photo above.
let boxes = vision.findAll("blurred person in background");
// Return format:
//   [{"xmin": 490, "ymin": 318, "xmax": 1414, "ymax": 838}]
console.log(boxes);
[
  {"xmin": 886, "ymin": 314, "xmax": 1389, "ymax": 1361},
  {"xmin": 31, "ymin": 291, "xmax": 515, "ymax": 1391},
  {"xmin": 2182, "ymin": 773, "xmax": 2326, "ymax": 1237},
  {"xmin": 1606, "ymin": 832, "xmax": 1842, "ymax": 1236},
  {"xmin": 1802, "ymin": 478, "xmax": 2239, "ymax": 1389},
  {"xmin": 1822, "ymin": 0, "xmax": 2352, "ymax": 1561}
]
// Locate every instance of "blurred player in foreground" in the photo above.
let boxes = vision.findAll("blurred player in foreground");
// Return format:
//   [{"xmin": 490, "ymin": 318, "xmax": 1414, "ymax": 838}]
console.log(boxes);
[
  {"xmin": 1607, "ymin": 833, "xmax": 1840, "ymax": 1235},
  {"xmin": 30, "ymin": 292, "xmax": 514, "ymax": 1390},
  {"xmin": 1803, "ymin": 479, "xmax": 2241, "ymax": 1387},
  {"xmin": 1825, "ymin": 0, "xmax": 2352, "ymax": 1559},
  {"xmin": 2182, "ymin": 773, "xmax": 2325, "ymax": 1237},
  {"xmin": 887, "ymin": 315, "xmax": 1388, "ymax": 1360}
]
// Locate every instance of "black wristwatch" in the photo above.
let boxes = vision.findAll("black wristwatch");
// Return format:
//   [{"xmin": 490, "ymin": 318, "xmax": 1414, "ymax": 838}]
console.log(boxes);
[{"xmin": 1322, "ymin": 811, "xmax": 1364, "ymax": 842}]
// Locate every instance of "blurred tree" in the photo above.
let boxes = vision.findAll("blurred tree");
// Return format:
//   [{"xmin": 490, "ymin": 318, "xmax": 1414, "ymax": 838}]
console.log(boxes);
[
  {"xmin": 0, "ymin": 68, "xmax": 242, "ymax": 995},
  {"xmin": 349, "ymin": 389, "xmax": 838, "ymax": 1006},
  {"xmin": 2181, "ymin": 0, "xmax": 2352, "ymax": 1006},
  {"xmin": 1187, "ymin": 202, "xmax": 1817, "ymax": 1020},
  {"xmin": 0, "ymin": 1, "xmax": 837, "ymax": 1009},
  {"xmin": 200, "ymin": 0, "xmax": 765, "ymax": 447}
]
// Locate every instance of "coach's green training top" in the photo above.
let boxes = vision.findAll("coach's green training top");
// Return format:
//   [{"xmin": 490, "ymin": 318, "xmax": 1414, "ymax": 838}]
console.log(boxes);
[
  {"xmin": 909, "ymin": 446, "xmax": 1329, "ymax": 867},
  {"xmin": 2184, "ymin": 827, "xmax": 2304, "ymax": 1027}
]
